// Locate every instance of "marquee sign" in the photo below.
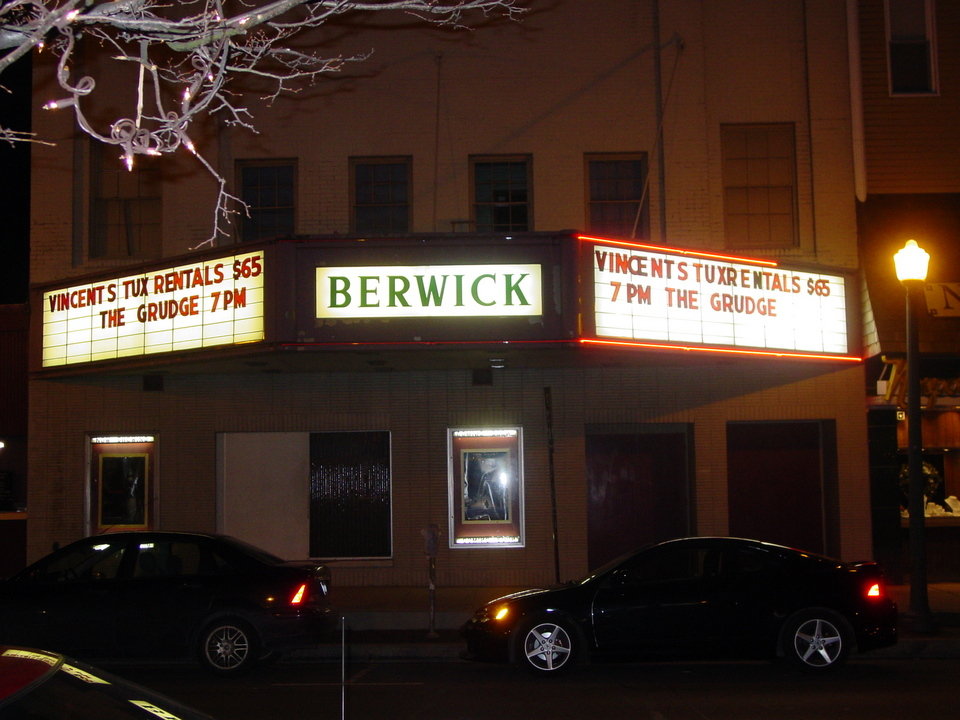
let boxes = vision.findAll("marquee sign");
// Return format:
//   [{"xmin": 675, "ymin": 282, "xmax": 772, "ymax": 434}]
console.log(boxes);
[
  {"xmin": 41, "ymin": 251, "xmax": 265, "ymax": 367},
  {"xmin": 316, "ymin": 264, "xmax": 542, "ymax": 319},
  {"xmin": 587, "ymin": 238, "xmax": 849, "ymax": 356}
]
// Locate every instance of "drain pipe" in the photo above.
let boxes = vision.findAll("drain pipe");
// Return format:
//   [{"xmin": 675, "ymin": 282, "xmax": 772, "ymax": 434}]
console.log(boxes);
[{"xmin": 652, "ymin": 0, "xmax": 668, "ymax": 240}]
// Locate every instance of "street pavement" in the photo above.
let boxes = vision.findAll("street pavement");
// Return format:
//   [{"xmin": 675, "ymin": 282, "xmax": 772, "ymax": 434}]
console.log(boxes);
[{"xmin": 297, "ymin": 582, "xmax": 960, "ymax": 662}]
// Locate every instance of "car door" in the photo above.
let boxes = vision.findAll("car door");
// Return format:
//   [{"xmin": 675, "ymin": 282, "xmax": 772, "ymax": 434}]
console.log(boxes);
[
  {"xmin": 591, "ymin": 543, "xmax": 729, "ymax": 655},
  {"xmin": 0, "ymin": 537, "xmax": 128, "ymax": 657},
  {"xmin": 114, "ymin": 537, "xmax": 219, "ymax": 658},
  {"xmin": 711, "ymin": 544, "xmax": 789, "ymax": 654}
]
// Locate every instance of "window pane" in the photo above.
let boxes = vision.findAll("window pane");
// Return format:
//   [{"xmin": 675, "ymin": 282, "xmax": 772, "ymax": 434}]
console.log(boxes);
[
  {"xmin": 888, "ymin": 0, "xmax": 935, "ymax": 93},
  {"xmin": 238, "ymin": 162, "xmax": 296, "ymax": 242},
  {"xmin": 89, "ymin": 142, "xmax": 162, "ymax": 259},
  {"xmin": 473, "ymin": 158, "xmax": 530, "ymax": 232},
  {"xmin": 721, "ymin": 125, "xmax": 797, "ymax": 248},
  {"xmin": 31, "ymin": 539, "xmax": 126, "ymax": 583},
  {"xmin": 352, "ymin": 159, "xmax": 410, "ymax": 233},
  {"xmin": 586, "ymin": 155, "xmax": 648, "ymax": 238}
]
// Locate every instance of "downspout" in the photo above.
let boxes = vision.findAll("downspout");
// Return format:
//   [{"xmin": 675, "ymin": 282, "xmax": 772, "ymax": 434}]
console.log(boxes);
[
  {"xmin": 847, "ymin": 0, "xmax": 868, "ymax": 203},
  {"xmin": 72, "ymin": 132, "xmax": 84, "ymax": 266},
  {"xmin": 652, "ymin": 0, "xmax": 668, "ymax": 240}
]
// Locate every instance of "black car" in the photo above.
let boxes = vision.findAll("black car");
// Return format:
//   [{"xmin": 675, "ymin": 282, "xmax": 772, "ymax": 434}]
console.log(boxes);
[
  {"xmin": 0, "ymin": 531, "xmax": 335, "ymax": 675},
  {"xmin": 462, "ymin": 537, "xmax": 898, "ymax": 674},
  {"xmin": 1, "ymin": 646, "xmax": 216, "ymax": 719}
]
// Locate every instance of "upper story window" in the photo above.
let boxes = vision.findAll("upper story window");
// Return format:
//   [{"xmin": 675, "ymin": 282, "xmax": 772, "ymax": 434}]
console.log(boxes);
[
  {"xmin": 89, "ymin": 141, "xmax": 161, "ymax": 260},
  {"xmin": 350, "ymin": 156, "xmax": 411, "ymax": 234},
  {"xmin": 471, "ymin": 155, "xmax": 532, "ymax": 233},
  {"xmin": 237, "ymin": 160, "xmax": 296, "ymax": 242},
  {"xmin": 585, "ymin": 153, "xmax": 649, "ymax": 239},
  {"xmin": 720, "ymin": 123, "xmax": 798, "ymax": 250},
  {"xmin": 887, "ymin": 0, "xmax": 938, "ymax": 94}
]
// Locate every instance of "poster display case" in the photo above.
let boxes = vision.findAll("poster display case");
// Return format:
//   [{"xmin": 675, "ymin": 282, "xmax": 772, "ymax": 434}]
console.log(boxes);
[
  {"xmin": 447, "ymin": 427, "xmax": 524, "ymax": 548},
  {"xmin": 89, "ymin": 435, "xmax": 156, "ymax": 532}
]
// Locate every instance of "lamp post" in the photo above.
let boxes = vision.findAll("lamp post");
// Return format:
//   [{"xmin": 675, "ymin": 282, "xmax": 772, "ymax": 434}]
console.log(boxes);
[{"xmin": 893, "ymin": 239, "xmax": 934, "ymax": 632}]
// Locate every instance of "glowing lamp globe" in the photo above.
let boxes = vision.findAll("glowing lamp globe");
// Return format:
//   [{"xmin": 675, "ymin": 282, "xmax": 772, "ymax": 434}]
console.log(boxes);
[{"xmin": 894, "ymin": 240, "xmax": 930, "ymax": 283}]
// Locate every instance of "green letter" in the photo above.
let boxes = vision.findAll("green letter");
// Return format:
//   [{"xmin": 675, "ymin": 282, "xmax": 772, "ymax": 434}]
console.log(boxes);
[
  {"xmin": 503, "ymin": 273, "xmax": 530, "ymax": 306},
  {"xmin": 329, "ymin": 277, "xmax": 351, "ymax": 308},
  {"xmin": 416, "ymin": 274, "xmax": 448, "ymax": 306},
  {"xmin": 359, "ymin": 276, "xmax": 379, "ymax": 307},
  {"xmin": 388, "ymin": 276, "xmax": 411, "ymax": 307},
  {"xmin": 472, "ymin": 274, "xmax": 496, "ymax": 307}
]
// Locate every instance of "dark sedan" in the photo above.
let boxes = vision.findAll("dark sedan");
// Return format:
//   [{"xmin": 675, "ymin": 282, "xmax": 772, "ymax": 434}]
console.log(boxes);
[
  {"xmin": 0, "ymin": 531, "xmax": 335, "ymax": 675},
  {"xmin": 462, "ymin": 537, "xmax": 898, "ymax": 674}
]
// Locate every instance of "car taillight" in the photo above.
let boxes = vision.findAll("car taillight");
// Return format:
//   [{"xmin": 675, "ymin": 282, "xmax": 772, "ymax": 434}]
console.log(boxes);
[
  {"xmin": 865, "ymin": 581, "xmax": 883, "ymax": 599},
  {"xmin": 290, "ymin": 583, "xmax": 308, "ymax": 606}
]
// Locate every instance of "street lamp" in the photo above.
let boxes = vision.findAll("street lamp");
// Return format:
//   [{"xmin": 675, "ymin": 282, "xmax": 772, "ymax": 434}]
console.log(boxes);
[{"xmin": 893, "ymin": 238, "xmax": 934, "ymax": 632}]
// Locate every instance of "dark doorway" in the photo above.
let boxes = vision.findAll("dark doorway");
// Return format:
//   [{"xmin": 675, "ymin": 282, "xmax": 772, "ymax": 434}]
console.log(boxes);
[
  {"xmin": 727, "ymin": 421, "xmax": 838, "ymax": 554},
  {"xmin": 585, "ymin": 425, "xmax": 693, "ymax": 569}
]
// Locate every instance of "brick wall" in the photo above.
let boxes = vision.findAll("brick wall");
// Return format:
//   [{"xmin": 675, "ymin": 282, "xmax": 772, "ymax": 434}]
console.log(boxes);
[{"xmin": 27, "ymin": 360, "xmax": 871, "ymax": 586}]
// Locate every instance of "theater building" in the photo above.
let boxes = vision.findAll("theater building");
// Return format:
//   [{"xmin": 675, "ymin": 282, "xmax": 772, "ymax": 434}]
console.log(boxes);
[{"xmin": 25, "ymin": 1, "xmax": 877, "ymax": 588}]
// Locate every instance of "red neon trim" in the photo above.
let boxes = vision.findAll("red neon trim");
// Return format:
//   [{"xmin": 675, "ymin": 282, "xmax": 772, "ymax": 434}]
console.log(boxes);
[
  {"xmin": 579, "ymin": 337, "xmax": 861, "ymax": 362},
  {"xmin": 578, "ymin": 235, "xmax": 779, "ymax": 268},
  {"xmin": 280, "ymin": 338, "xmax": 859, "ymax": 362}
]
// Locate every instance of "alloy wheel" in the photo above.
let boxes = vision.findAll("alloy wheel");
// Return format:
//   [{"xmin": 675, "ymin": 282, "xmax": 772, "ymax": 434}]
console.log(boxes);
[
  {"xmin": 203, "ymin": 622, "xmax": 252, "ymax": 673},
  {"xmin": 791, "ymin": 617, "xmax": 843, "ymax": 668},
  {"xmin": 522, "ymin": 621, "xmax": 573, "ymax": 672}
]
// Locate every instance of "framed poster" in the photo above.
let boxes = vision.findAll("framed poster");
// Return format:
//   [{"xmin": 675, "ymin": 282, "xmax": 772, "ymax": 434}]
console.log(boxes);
[
  {"xmin": 89, "ymin": 436, "xmax": 155, "ymax": 532},
  {"xmin": 99, "ymin": 455, "xmax": 147, "ymax": 527},
  {"xmin": 448, "ymin": 427, "xmax": 524, "ymax": 548}
]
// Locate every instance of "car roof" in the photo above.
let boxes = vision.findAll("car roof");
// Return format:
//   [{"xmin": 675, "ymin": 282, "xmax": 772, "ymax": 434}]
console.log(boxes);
[
  {"xmin": 0, "ymin": 647, "xmax": 61, "ymax": 704},
  {"xmin": 655, "ymin": 536, "xmax": 844, "ymax": 563},
  {"xmin": 78, "ymin": 530, "xmax": 221, "ymax": 541}
]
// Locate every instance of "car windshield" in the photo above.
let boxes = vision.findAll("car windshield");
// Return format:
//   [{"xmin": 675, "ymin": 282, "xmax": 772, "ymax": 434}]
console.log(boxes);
[{"xmin": 573, "ymin": 544, "xmax": 657, "ymax": 585}]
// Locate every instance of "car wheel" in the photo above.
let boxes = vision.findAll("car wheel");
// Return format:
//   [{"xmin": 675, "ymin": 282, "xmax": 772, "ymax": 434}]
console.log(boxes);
[
  {"xmin": 199, "ymin": 618, "xmax": 259, "ymax": 675},
  {"xmin": 781, "ymin": 609, "xmax": 849, "ymax": 671},
  {"xmin": 516, "ymin": 618, "xmax": 576, "ymax": 674}
]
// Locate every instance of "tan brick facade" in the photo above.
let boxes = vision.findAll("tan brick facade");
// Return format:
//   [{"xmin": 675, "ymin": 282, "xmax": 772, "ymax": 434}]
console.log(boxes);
[{"xmin": 27, "ymin": 1, "xmax": 876, "ymax": 585}]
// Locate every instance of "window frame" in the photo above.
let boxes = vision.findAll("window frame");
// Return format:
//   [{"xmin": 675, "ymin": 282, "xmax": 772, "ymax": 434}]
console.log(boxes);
[
  {"xmin": 720, "ymin": 123, "xmax": 799, "ymax": 250},
  {"xmin": 584, "ymin": 152, "xmax": 650, "ymax": 239},
  {"xmin": 886, "ymin": 0, "xmax": 939, "ymax": 96},
  {"xmin": 469, "ymin": 154, "xmax": 533, "ymax": 233},
  {"xmin": 349, "ymin": 156, "xmax": 412, "ymax": 234},
  {"xmin": 235, "ymin": 158, "xmax": 297, "ymax": 243},
  {"xmin": 88, "ymin": 140, "xmax": 162, "ymax": 260}
]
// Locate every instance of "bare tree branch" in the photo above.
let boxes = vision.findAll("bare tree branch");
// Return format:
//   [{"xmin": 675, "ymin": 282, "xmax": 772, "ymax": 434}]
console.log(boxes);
[{"xmin": 0, "ymin": 0, "xmax": 524, "ymax": 246}]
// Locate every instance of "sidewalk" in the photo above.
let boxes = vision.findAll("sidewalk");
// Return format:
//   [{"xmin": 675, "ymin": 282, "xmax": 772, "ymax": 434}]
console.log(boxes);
[
  {"xmin": 289, "ymin": 583, "xmax": 960, "ymax": 661},
  {"xmin": 878, "ymin": 582, "xmax": 960, "ymax": 658}
]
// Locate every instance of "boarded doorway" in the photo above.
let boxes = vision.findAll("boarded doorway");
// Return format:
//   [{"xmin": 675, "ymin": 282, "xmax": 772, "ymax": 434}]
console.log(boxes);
[
  {"xmin": 727, "ymin": 420, "xmax": 838, "ymax": 555},
  {"xmin": 585, "ymin": 424, "xmax": 693, "ymax": 569}
]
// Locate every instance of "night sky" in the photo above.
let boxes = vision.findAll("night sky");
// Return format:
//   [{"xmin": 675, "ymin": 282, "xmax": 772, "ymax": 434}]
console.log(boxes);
[{"xmin": 0, "ymin": 55, "xmax": 31, "ymax": 305}]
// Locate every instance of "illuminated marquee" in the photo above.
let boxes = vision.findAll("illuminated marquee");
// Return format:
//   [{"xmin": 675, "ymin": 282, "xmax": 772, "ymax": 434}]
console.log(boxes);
[
  {"xmin": 316, "ymin": 264, "xmax": 542, "ymax": 318},
  {"xmin": 42, "ymin": 252, "xmax": 264, "ymax": 367},
  {"xmin": 588, "ymin": 239, "xmax": 849, "ymax": 355}
]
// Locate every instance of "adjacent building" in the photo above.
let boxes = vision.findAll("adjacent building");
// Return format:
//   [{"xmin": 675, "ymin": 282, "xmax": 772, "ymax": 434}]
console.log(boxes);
[{"xmin": 854, "ymin": 0, "xmax": 960, "ymax": 580}]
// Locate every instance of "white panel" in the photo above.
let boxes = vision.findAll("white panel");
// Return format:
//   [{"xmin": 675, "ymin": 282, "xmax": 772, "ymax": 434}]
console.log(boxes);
[{"xmin": 217, "ymin": 432, "xmax": 310, "ymax": 559}]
